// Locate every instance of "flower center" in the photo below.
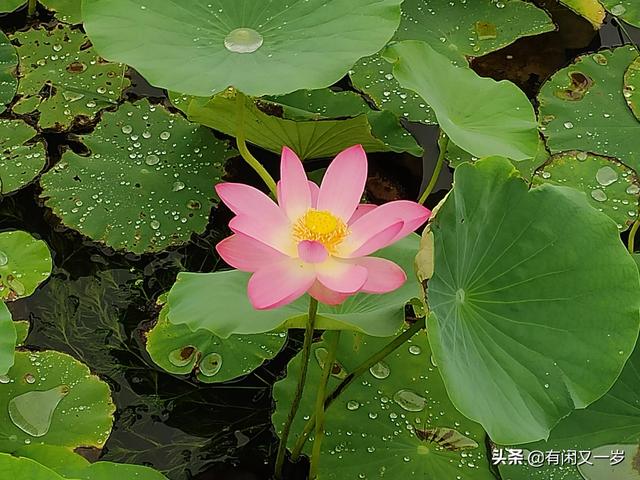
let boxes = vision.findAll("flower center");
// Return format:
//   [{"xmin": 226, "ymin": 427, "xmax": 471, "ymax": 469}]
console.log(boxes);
[{"xmin": 292, "ymin": 209, "xmax": 348, "ymax": 253}]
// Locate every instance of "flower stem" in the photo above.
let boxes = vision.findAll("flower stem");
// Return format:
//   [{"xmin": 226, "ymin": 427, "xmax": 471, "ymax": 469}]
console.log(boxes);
[
  {"xmin": 234, "ymin": 91, "xmax": 278, "ymax": 196},
  {"xmin": 309, "ymin": 330, "xmax": 341, "ymax": 479},
  {"xmin": 275, "ymin": 297, "xmax": 319, "ymax": 479},
  {"xmin": 290, "ymin": 317, "xmax": 426, "ymax": 460},
  {"xmin": 418, "ymin": 131, "xmax": 449, "ymax": 205},
  {"xmin": 27, "ymin": 0, "xmax": 37, "ymax": 16},
  {"xmin": 629, "ymin": 220, "xmax": 640, "ymax": 254}
]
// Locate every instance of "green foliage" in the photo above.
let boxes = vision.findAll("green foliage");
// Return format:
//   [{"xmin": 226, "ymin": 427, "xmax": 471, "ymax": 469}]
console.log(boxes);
[
  {"xmin": 0, "ymin": 30, "xmax": 17, "ymax": 113},
  {"xmin": 167, "ymin": 235, "xmax": 422, "ymax": 338},
  {"xmin": 0, "ymin": 350, "xmax": 114, "ymax": 452},
  {"xmin": 180, "ymin": 91, "xmax": 412, "ymax": 160},
  {"xmin": 0, "ymin": 303, "xmax": 15, "ymax": 376},
  {"xmin": 41, "ymin": 100, "xmax": 235, "ymax": 253},
  {"xmin": 425, "ymin": 157, "xmax": 640, "ymax": 444},
  {"xmin": 82, "ymin": 0, "xmax": 403, "ymax": 96},
  {"xmin": 602, "ymin": 0, "xmax": 640, "ymax": 27},
  {"xmin": 558, "ymin": 0, "xmax": 606, "ymax": 27},
  {"xmin": 146, "ymin": 304, "xmax": 286, "ymax": 383},
  {"xmin": 11, "ymin": 25, "xmax": 129, "ymax": 130},
  {"xmin": 273, "ymin": 328, "xmax": 495, "ymax": 479},
  {"xmin": 624, "ymin": 56, "xmax": 640, "ymax": 121},
  {"xmin": 533, "ymin": 151, "xmax": 640, "ymax": 231},
  {"xmin": 41, "ymin": 0, "xmax": 82, "ymax": 24},
  {"xmin": 0, "ymin": 119, "xmax": 46, "ymax": 195},
  {"xmin": 350, "ymin": 0, "xmax": 553, "ymax": 124},
  {"xmin": 0, "ymin": 0, "xmax": 23, "ymax": 13},
  {"xmin": 539, "ymin": 47, "xmax": 640, "ymax": 172},
  {"xmin": 0, "ymin": 230, "xmax": 52, "ymax": 301},
  {"xmin": 385, "ymin": 40, "xmax": 539, "ymax": 161}
]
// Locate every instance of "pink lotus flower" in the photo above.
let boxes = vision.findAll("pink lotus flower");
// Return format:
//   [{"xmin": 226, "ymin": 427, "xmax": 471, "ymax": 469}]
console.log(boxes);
[{"xmin": 215, "ymin": 145, "xmax": 431, "ymax": 309}]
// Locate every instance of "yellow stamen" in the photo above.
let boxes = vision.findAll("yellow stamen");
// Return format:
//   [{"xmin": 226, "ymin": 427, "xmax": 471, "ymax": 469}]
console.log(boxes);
[{"xmin": 293, "ymin": 209, "xmax": 348, "ymax": 253}]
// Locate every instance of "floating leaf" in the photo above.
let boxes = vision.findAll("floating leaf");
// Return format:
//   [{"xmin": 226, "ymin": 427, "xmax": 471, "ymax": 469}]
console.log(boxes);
[
  {"xmin": 41, "ymin": 0, "xmax": 82, "ymax": 24},
  {"xmin": 146, "ymin": 304, "xmax": 286, "ymax": 383},
  {"xmin": 11, "ymin": 25, "xmax": 129, "ymax": 130},
  {"xmin": 0, "ymin": 119, "xmax": 46, "ymax": 195},
  {"xmin": 385, "ymin": 40, "xmax": 539, "ymax": 160},
  {"xmin": 559, "ymin": 0, "xmax": 606, "ymax": 28},
  {"xmin": 13, "ymin": 320, "xmax": 28, "ymax": 346},
  {"xmin": 273, "ymin": 328, "xmax": 495, "ymax": 479},
  {"xmin": 0, "ymin": 230, "xmax": 52, "ymax": 301},
  {"xmin": 498, "ymin": 343, "xmax": 640, "ymax": 479},
  {"xmin": 0, "ymin": 453, "xmax": 68, "ymax": 479},
  {"xmin": 539, "ymin": 47, "xmax": 640, "ymax": 172},
  {"xmin": 624, "ymin": 56, "xmax": 640, "ymax": 121},
  {"xmin": 533, "ymin": 151, "xmax": 640, "ymax": 231},
  {"xmin": 83, "ymin": 0, "xmax": 403, "ymax": 96},
  {"xmin": 425, "ymin": 157, "xmax": 640, "ymax": 444},
  {"xmin": 265, "ymin": 89, "xmax": 423, "ymax": 157},
  {"xmin": 0, "ymin": 0, "xmax": 23, "ymax": 13},
  {"xmin": 0, "ymin": 302, "xmax": 15, "ymax": 376},
  {"xmin": 182, "ymin": 91, "xmax": 406, "ymax": 160},
  {"xmin": 16, "ymin": 444, "xmax": 168, "ymax": 479},
  {"xmin": 603, "ymin": 0, "xmax": 640, "ymax": 27},
  {"xmin": 0, "ymin": 30, "xmax": 17, "ymax": 113},
  {"xmin": 167, "ymin": 235, "xmax": 421, "ymax": 338},
  {"xmin": 41, "ymin": 100, "xmax": 235, "ymax": 253},
  {"xmin": 349, "ymin": 0, "xmax": 553, "ymax": 124},
  {"xmin": 0, "ymin": 350, "xmax": 114, "ymax": 452}
]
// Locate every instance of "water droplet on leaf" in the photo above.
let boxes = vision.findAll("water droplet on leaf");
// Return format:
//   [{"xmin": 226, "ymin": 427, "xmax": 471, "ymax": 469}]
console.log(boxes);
[
  {"xmin": 224, "ymin": 28, "xmax": 264, "ymax": 54},
  {"xmin": 8, "ymin": 385, "xmax": 70, "ymax": 437},
  {"xmin": 393, "ymin": 389, "xmax": 427, "ymax": 412}
]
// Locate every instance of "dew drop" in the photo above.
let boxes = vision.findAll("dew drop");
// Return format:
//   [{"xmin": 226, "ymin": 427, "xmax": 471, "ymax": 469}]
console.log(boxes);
[
  {"xmin": 576, "ymin": 151, "xmax": 588, "ymax": 161},
  {"xmin": 121, "ymin": 125, "xmax": 133, "ymax": 134},
  {"xmin": 626, "ymin": 184, "xmax": 640, "ymax": 195},
  {"xmin": 199, "ymin": 353, "xmax": 223, "ymax": 377},
  {"xmin": 52, "ymin": 44, "xmax": 63, "ymax": 52},
  {"xmin": 145, "ymin": 154, "xmax": 160, "ymax": 166},
  {"xmin": 168, "ymin": 346, "xmax": 197, "ymax": 367},
  {"xmin": 563, "ymin": 121, "xmax": 574, "ymax": 129},
  {"xmin": 611, "ymin": 4, "xmax": 627, "ymax": 16},
  {"xmin": 224, "ymin": 27, "xmax": 264, "ymax": 54},
  {"xmin": 172, "ymin": 181, "xmax": 186, "ymax": 192},
  {"xmin": 0, "ymin": 250, "xmax": 8, "ymax": 266},
  {"xmin": 393, "ymin": 389, "xmax": 427, "ymax": 412},
  {"xmin": 541, "ymin": 171, "xmax": 551, "ymax": 179},
  {"xmin": 8, "ymin": 385, "xmax": 70, "ymax": 437},
  {"xmin": 150, "ymin": 220, "xmax": 161, "ymax": 230},
  {"xmin": 595, "ymin": 166, "xmax": 618, "ymax": 186},
  {"xmin": 24, "ymin": 373, "xmax": 36, "ymax": 384},
  {"xmin": 369, "ymin": 361, "xmax": 390, "ymax": 379},
  {"xmin": 408, "ymin": 345, "xmax": 421, "ymax": 355},
  {"xmin": 591, "ymin": 189, "xmax": 607, "ymax": 202},
  {"xmin": 346, "ymin": 400, "xmax": 360, "ymax": 411},
  {"xmin": 159, "ymin": 131, "xmax": 171, "ymax": 140},
  {"xmin": 0, "ymin": 375, "xmax": 10, "ymax": 384}
]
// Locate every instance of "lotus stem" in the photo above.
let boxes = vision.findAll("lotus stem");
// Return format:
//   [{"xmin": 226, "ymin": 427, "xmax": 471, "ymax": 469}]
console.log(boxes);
[
  {"xmin": 235, "ymin": 91, "xmax": 278, "ymax": 197},
  {"xmin": 629, "ymin": 220, "xmax": 640, "ymax": 254},
  {"xmin": 27, "ymin": 0, "xmax": 37, "ymax": 16},
  {"xmin": 275, "ymin": 297, "xmax": 319, "ymax": 479},
  {"xmin": 290, "ymin": 317, "xmax": 426, "ymax": 460},
  {"xmin": 309, "ymin": 330, "xmax": 341, "ymax": 479},
  {"xmin": 418, "ymin": 131, "xmax": 449, "ymax": 205}
]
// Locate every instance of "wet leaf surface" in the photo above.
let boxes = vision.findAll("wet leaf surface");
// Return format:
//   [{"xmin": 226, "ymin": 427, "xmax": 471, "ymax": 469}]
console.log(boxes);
[
  {"xmin": 0, "ymin": 230, "xmax": 52, "ymax": 301},
  {"xmin": 0, "ymin": 302, "xmax": 15, "ymax": 375},
  {"xmin": 0, "ymin": 30, "xmax": 17, "ymax": 112},
  {"xmin": 0, "ymin": 118, "xmax": 46, "ymax": 194},
  {"xmin": 11, "ymin": 25, "xmax": 129, "ymax": 130},
  {"xmin": 40, "ymin": 99, "xmax": 235, "ymax": 254}
]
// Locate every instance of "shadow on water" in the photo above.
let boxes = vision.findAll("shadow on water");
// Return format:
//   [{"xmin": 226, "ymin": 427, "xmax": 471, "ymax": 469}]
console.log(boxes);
[{"xmin": 2, "ymin": 1, "xmax": 638, "ymax": 479}]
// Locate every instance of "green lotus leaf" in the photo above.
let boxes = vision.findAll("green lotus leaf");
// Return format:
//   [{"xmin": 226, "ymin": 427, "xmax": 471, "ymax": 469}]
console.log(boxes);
[
  {"xmin": 167, "ymin": 234, "xmax": 421, "ymax": 338},
  {"xmin": 0, "ymin": 302, "xmax": 15, "ymax": 376},
  {"xmin": 40, "ymin": 99, "xmax": 235, "ymax": 254},
  {"xmin": 273, "ymin": 327, "xmax": 494, "ymax": 479},
  {"xmin": 11, "ymin": 25, "xmax": 129, "ymax": 131},
  {"xmin": 624, "ymin": 56, "xmax": 640, "ymax": 121},
  {"xmin": 385, "ymin": 40, "xmax": 539, "ymax": 161},
  {"xmin": 533, "ymin": 151, "xmax": 640, "ymax": 231},
  {"xmin": 146, "ymin": 303, "xmax": 286, "ymax": 383},
  {"xmin": 41, "ymin": 0, "xmax": 82, "ymax": 24},
  {"xmin": 446, "ymin": 138, "xmax": 550, "ymax": 182},
  {"xmin": 13, "ymin": 320, "xmax": 28, "ymax": 347},
  {"xmin": 558, "ymin": 0, "xmax": 606, "ymax": 27},
  {"xmin": 265, "ymin": 89, "xmax": 423, "ymax": 157},
  {"xmin": 425, "ymin": 157, "xmax": 640, "ymax": 444},
  {"xmin": 538, "ymin": 46, "xmax": 640, "ymax": 172},
  {"xmin": 181, "ymin": 91, "xmax": 407, "ymax": 160},
  {"xmin": 0, "ymin": 0, "xmax": 23, "ymax": 13},
  {"xmin": 349, "ymin": 0, "xmax": 553, "ymax": 124},
  {"xmin": 0, "ymin": 230, "xmax": 52, "ymax": 301},
  {"xmin": 498, "ymin": 342, "xmax": 640, "ymax": 479},
  {"xmin": 13, "ymin": 444, "xmax": 168, "ymax": 479},
  {"xmin": 0, "ymin": 119, "xmax": 46, "ymax": 195},
  {"xmin": 0, "ymin": 350, "xmax": 114, "ymax": 452},
  {"xmin": 82, "ymin": 0, "xmax": 403, "ymax": 97},
  {"xmin": 0, "ymin": 452, "xmax": 69, "ymax": 479},
  {"xmin": 0, "ymin": 30, "xmax": 17, "ymax": 113},
  {"xmin": 603, "ymin": 0, "xmax": 640, "ymax": 27}
]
